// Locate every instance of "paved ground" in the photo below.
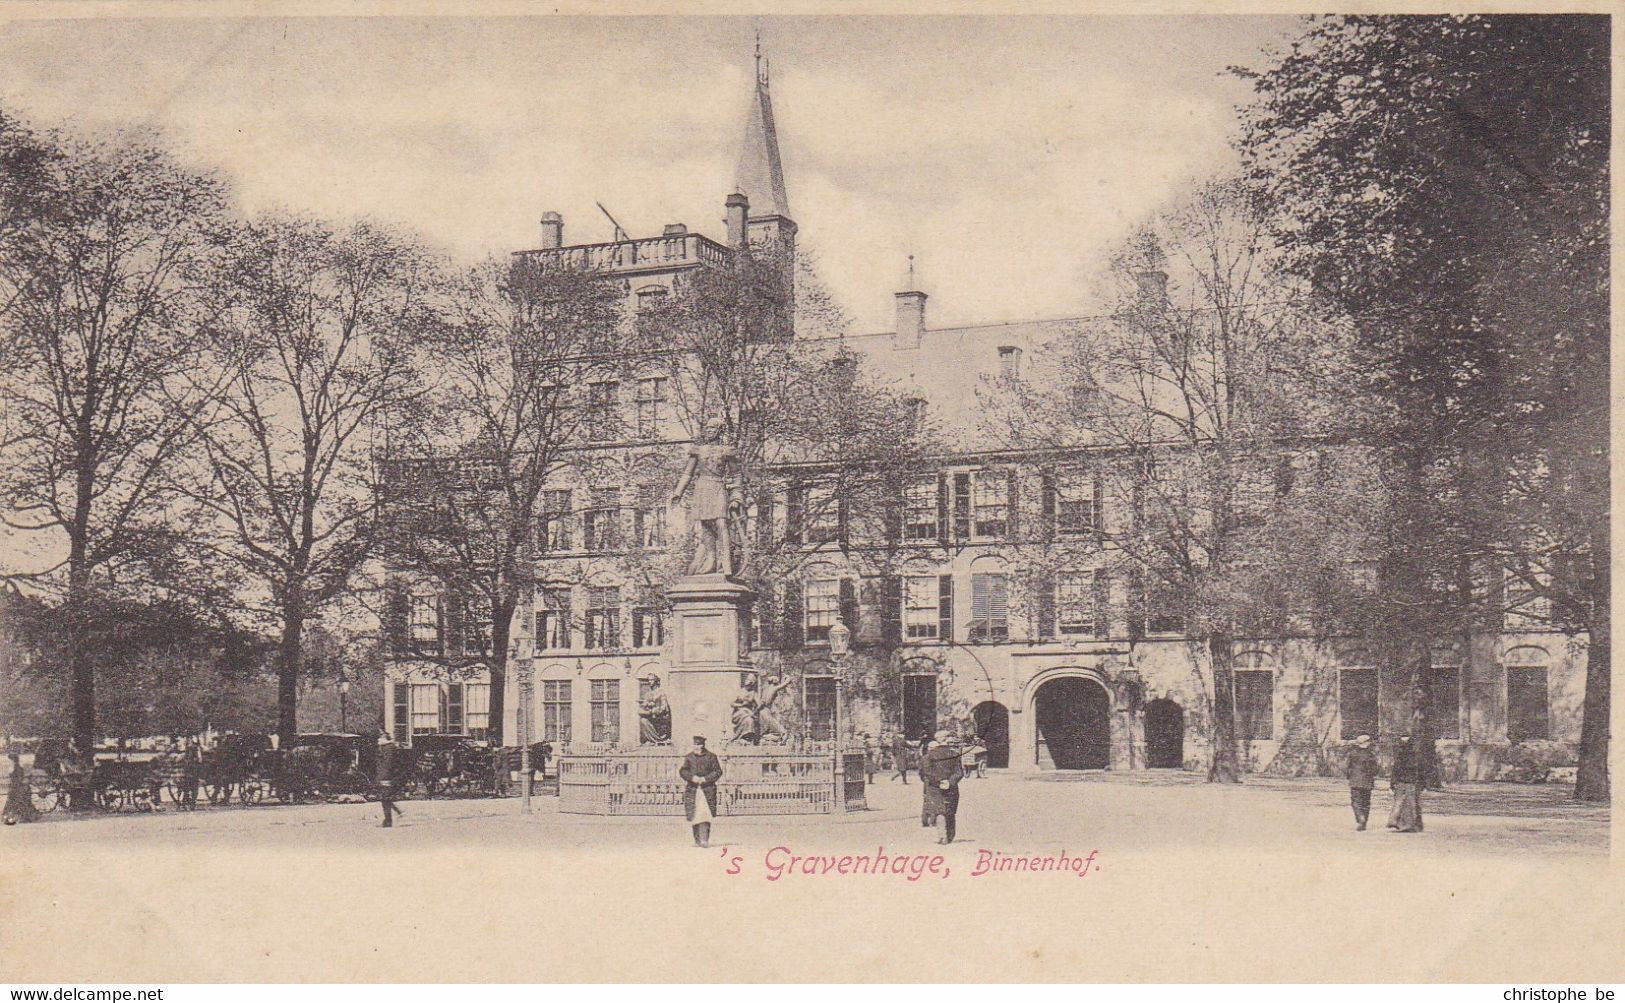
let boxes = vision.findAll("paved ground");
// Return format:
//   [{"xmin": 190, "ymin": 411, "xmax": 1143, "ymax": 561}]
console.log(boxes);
[
  {"xmin": 4, "ymin": 768, "xmax": 1608, "ymax": 854},
  {"xmin": 3, "ymin": 771, "xmax": 1615, "ymax": 982}
]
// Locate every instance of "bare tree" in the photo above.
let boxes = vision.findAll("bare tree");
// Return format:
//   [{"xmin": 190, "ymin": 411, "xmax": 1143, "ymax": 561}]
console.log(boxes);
[
  {"xmin": 0, "ymin": 126, "xmax": 227, "ymax": 773},
  {"xmin": 183, "ymin": 216, "xmax": 437, "ymax": 746},
  {"xmin": 988, "ymin": 179, "xmax": 1366, "ymax": 782},
  {"xmin": 378, "ymin": 254, "xmax": 624, "ymax": 745}
]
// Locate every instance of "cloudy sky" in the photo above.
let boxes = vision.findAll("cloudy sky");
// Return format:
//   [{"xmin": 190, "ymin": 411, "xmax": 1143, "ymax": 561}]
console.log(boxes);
[{"xmin": 0, "ymin": 14, "xmax": 1298, "ymax": 332}]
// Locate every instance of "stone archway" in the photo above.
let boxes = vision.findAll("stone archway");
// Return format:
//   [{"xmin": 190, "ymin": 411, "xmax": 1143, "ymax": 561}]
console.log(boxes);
[
  {"xmin": 1032, "ymin": 676, "xmax": 1111, "ymax": 770},
  {"xmin": 971, "ymin": 701, "xmax": 1011, "ymax": 769},
  {"xmin": 1145, "ymin": 698, "xmax": 1185, "ymax": 769}
]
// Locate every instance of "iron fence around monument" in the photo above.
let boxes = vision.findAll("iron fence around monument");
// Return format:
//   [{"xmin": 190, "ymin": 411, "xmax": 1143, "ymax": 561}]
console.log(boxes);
[{"xmin": 557, "ymin": 747, "xmax": 868, "ymax": 815}]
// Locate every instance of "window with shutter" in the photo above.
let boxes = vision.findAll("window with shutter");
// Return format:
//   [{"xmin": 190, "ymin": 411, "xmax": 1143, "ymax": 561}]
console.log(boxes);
[
  {"xmin": 1036, "ymin": 576, "xmax": 1056, "ymax": 639},
  {"xmin": 953, "ymin": 473, "xmax": 972, "ymax": 540},
  {"xmin": 537, "ymin": 587, "xmax": 572, "ymax": 651},
  {"xmin": 782, "ymin": 582, "xmax": 805, "ymax": 648},
  {"xmin": 447, "ymin": 683, "xmax": 465, "ymax": 734},
  {"xmin": 838, "ymin": 578, "xmax": 859, "ymax": 637},
  {"xmin": 391, "ymin": 683, "xmax": 410, "ymax": 744},
  {"xmin": 936, "ymin": 475, "xmax": 951, "ymax": 546},
  {"xmin": 806, "ymin": 578, "xmax": 839, "ymax": 642},
  {"xmin": 903, "ymin": 575, "xmax": 940, "ymax": 640},
  {"xmin": 785, "ymin": 486, "xmax": 804, "ymax": 545},
  {"xmin": 755, "ymin": 489, "xmax": 775, "ymax": 548},
  {"xmin": 938, "ymin": 575, "xmax": 955, "ymax": 642},
  {"xmin": 970, "ymin": 573, "xmax": 1009, "ymax": 641},
  {"xmin": 880, "ymin": 575, "xmax": 903, "ymax": 644}
]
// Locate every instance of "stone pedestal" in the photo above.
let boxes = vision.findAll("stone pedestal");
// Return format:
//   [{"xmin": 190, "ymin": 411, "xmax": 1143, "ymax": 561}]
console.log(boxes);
[{"xmin": 664, "ymin": 574, "xmax": 757, "ymax": 747}]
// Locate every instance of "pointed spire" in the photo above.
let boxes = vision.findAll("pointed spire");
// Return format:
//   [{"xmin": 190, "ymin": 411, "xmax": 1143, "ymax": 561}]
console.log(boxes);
[{"xmin": 735, "ymin": 40, "xmax": 791, "ymax": 220}]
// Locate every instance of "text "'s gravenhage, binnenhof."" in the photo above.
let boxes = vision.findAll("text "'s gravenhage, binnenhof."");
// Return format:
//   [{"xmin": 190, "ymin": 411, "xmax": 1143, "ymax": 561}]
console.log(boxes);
[{"xmin": 749, "ymin": 846, "xmax": 1101, "ymax": 881}]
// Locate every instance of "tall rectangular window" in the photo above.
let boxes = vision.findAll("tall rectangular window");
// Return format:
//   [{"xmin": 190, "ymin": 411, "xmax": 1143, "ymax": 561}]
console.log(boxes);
[
  {"xmin": 969, "ymin": 573, "xmax": 1009, "ymax": 641},
  {"xmin": 805, "ymin": 483, "xmax": 839, "ymax": 545},
  {"xmin": 1339, "ymin": 668, "xmax": 1379, "ymax": 741},
  {"xmin": 1507, "ymin": 667, "xmax": 1550, "ymax": 742},
  {"xmin": 583, "ymin": 488, "xmax": 621, "ymax": 552},
  {"xmin": 1234, "ymin": 671, "xmax": 1274, "ymax": 741},
  {"xmin": 633, "ymin": 503, "xmax": 665, "ymax": 549},
  {"xmin": 409, "ymin": 595, "xmax": 439, "ymax": 652},
  {"xmin": 805, "ymin": 676, "xmax": 837, "ymax": 741},
  {"xmin": 585, "ymin": 381, "xmax": 620, "ymax": 441},
  {"xmin": 805, "ymin": 578, "xmax": 839, "ymax": 643},
  {"xmin": 1144, "ymin": 578, "xmax": 1186, "ymax": 635},
  {"xmin": 1429, "ymin": 669, "xmax": 1461, "ymax": 740},
  {"xmin": 1055, "ymin": 471, "xmax": 1099, "ymax": 538},
  {"xmin": 632, "ymin": 600, "xmax": 666, "ymax": 648},
  {"xmin": 1056, "ymin": 571, "xmax": 1103, "ymax": 636},
  {"xmin": 392, "ymin": 683, "xmax": 410, "ymax": 744},
  {"xmin": 410, "ymin": 683, "xmax": 442, "ymax": 736},
  {"xmin": 590, "ymin": 679, "xmax": 620, "ymax": 744},
  {"xmin": 633, "ymin": 377, "xmax": 667, "ymax": 439},
  {"xmin": 465, "ymin": 683, "xmax": 491, "ymax": 741},
  {"xmin": 903, "ymin": 478, "xmax": 938, "ymax": 542},
  {"xmin": 585, "ymin": 586, "xmax": 621, "ymax": 650},
  {"xmin": 542, "ymin": 680, "xmax": 572, "ymax": 744},
  {"xmin": 538, "ymin": 587, "xmax": 572, "ymax": 652},
  {"xmin": 539, "ymin": 489, "xmax": 573, "ymax": 552},
  {"xmin": 903, "ymin": 575, "xmax": 941, "ymax": 639},
  {"xmin": 972, "ymin": 473, "xmax": 1008, "ymax": 539}
]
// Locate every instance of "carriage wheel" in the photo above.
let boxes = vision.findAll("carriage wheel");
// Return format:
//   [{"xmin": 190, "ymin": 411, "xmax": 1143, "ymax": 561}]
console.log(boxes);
[
  {"xmin": 30, "ymin": 781, "xmax": 63, "ymax": 814},
  {"xmin": 204, "ymin": 780, "xmax": 231, "ymax": 804},
  {"xmin": 240, "ymin": 780, "xmax": 268, "ymax": 805},
  {"xmin": 92, "ymin": 785, "xmax": 121, "ymax": 811}
]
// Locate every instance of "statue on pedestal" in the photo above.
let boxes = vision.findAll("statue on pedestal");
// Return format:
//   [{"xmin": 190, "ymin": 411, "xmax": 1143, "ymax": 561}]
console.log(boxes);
[
  {"xmin": 670, "ymin": 418, "xmax": 739, "ymax": 577},
  {"xmin": 730, "ymin": 672, "xmax": 793, "ymax": 745},
  {"xmin": 638, "ymin": 674, "xmax": 672, "ymax": 746}
]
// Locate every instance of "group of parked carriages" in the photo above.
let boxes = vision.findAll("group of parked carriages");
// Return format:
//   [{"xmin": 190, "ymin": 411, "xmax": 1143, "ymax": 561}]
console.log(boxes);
[{"xmin": 11, "ymin": 733, "xmax": 506, "ymax": 815}]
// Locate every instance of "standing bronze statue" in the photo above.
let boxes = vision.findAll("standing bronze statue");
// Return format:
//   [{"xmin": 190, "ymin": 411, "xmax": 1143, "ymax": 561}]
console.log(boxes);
[{"xmin": 670, "ymin": 418, "xmax": 739, "ymax": 577}]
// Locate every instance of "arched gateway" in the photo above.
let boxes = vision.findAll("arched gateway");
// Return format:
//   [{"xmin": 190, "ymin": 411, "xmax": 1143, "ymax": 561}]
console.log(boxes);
[{"xmin": 1031, "ymin": 674, "xmax": 1111, "ymax": 770}]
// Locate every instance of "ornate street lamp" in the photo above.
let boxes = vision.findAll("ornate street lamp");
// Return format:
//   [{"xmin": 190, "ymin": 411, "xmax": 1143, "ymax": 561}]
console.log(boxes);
[{"xmin": 828, "ymin": 620, "xmax": 851, "ymax": 814}]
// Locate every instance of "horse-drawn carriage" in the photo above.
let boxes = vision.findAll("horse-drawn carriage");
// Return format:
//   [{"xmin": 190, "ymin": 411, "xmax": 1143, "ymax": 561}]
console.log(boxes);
[
  {"xmin": 401, "ymin": 735, "xmax": 491, "ymax": 797},
  {"xmin": 276, "ymin": 734, "xmax": 377, "ymax": 802}
]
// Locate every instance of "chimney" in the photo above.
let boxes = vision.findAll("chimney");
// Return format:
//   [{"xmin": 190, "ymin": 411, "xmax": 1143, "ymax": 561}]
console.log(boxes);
[
  {"xmin": 725, "ymin": 193, "xmax": 750, "ymax": 249},
  {"xmin": 540, "ymin": 211, "xmax": 564, "ymax": 250},
  {"xmin": 998, "ymin": 345, "xmax": 1022, "ymax": 379},
  {"xmin": 663, "ymin": 223, "xmax": 688, "ymax": 237},
  {"xmin": 1134, "ymin": 269, "xmax": 1168, "ymax": 304},
  {"xmin": 895, "ymin": 290, "xmax": 928, "ymax": 350}
]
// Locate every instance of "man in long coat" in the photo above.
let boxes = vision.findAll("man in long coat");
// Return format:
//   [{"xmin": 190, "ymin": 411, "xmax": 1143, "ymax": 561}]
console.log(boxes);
[
  {"xmin": 679, "ymin": 735, "xmax": 722, "ymax": 847},
  {"xmin": 376, "ymin": 730, "xmax": 405, "ymax": 828},
  {"xmin": 1346, "ymin": 734, "xmax": 1378, "ymax": 830},
  {"xmin": 919, "ymin": 730, "xmax": 965, "ymax": 845}
]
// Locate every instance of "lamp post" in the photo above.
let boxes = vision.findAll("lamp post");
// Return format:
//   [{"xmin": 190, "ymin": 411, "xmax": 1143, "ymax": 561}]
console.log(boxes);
[{"xmin": 828, "ymin": 620, "xmax": 851, "ymax": 814}]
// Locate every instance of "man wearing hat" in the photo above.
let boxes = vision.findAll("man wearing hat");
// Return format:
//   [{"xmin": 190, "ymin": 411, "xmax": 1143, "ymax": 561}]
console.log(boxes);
[
  {"xmin": 919, "ymin": 729, "xmax": 965, "ymax": 845},
  {"xmin": 679, "ymin": 735, "xmax": 722, "ymax": 847},
  {"xmin": 1346, "ymin": 734, "xmax": 1378, "ymax": 831}
]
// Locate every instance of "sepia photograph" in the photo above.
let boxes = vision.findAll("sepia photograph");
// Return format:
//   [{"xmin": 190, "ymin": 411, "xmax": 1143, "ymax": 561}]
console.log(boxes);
[{"xmin": 0, "ymin": 4, "xmax": 1616, "ymax": 987}]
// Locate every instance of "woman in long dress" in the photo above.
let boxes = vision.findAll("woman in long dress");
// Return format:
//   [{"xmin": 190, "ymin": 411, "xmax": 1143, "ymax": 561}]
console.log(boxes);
[{"xmin": 1387, "ymin": 735, "xmax": 1424, "ymax": 833}]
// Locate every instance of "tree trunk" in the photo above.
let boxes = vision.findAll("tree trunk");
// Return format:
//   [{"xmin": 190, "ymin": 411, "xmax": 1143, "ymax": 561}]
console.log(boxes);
[
  {"xmin": 1575, "ymin": 540, "xmax": 1610, "ymax": 802},
  {"xmin": 1207, "ymin": 633, "xmax": 1241, "ymax": 783},
  {"xmin": 277, "ymin": 599, "xmax": 305, "ymax": 748}
]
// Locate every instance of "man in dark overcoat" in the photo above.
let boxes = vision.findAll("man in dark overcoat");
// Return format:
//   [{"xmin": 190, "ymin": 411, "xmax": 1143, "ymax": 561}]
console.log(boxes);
[
  {"xmin": 680, "ymin": 735, "xmax": 722, "ymax": 847},
  {"xmin": 376, "ymin": 730, "xmax": 405, "ymax": 828},
  {"xmin": 919, "ymin": 729, "xmax": 965, "ymax": 845},
  {"xmin": 1346, "ymin": 733, "xmax": 1378, "ymax": 830}
]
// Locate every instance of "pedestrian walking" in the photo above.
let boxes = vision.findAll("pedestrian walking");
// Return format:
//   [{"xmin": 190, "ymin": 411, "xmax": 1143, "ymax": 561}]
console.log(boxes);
[
  {"xmin": 920, "ymin": 730, "xmax": 965, "ymax": 844},
  {"xmin": 1345, "ymin": 734, "xmax": 1377, "ymax": 830},
  {"xmin": 376, "ymin": 730, "xmax": 405, "ymax": 828},
  {"xmin": 890, "ymin": 732, "xmax": 912, "ymax": 785},
  {"xmin": 3, "ymin": 749, "xmax": 39, "ymax": 825},
  {"xmin": 680, "ymin": 735, "xmax": 722, "ymax": 847},
  {"xmin": 1386, "ymin": 735, "xmax": 1423, "ymax": 833},
  {"xmin": 178, "ymin": 737, "xmax": 202, "ymax": 811},
  {"xmin": 862, "ymin": 733, "xmax": 879, "ymax": 784}
]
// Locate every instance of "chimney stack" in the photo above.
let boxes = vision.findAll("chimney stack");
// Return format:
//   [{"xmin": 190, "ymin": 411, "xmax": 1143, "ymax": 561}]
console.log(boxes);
[
  {"xmin": 663, "ymin": 223, "xmax": 688, "ymax": 237},
  {"xmin": 895, "ymin": 290, "xmax": 928, "ymax": 350},
  {"xmin": 540, "ymin": 211, "xmax": 564, "ymax": 250},
  {"xmin": 725, "ymin": 193, "xmax": 750, "ymax": 249},
  {"xmin": 1134, "ymin": 269, "xmax": 1168, "ymax": 304}
]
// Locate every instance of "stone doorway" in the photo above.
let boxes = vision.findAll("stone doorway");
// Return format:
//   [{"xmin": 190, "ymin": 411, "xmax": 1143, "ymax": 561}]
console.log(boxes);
[
  {"xmin": 1145, "ymin": 698, "xmax": 1185, "ymax": 769},
  {"xmin": 971, "ymin": 701, "xmax": 1010, "ymax": 769},
  {"xmin": 1033, "ymin": 677, "xmax": 1111, "ymax": 769}
]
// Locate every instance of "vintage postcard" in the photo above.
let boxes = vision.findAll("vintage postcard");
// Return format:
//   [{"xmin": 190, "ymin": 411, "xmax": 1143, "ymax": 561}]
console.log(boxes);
[{"xmin": 0, "ymin": 3, "xmax": 1618, "ymax": 985}]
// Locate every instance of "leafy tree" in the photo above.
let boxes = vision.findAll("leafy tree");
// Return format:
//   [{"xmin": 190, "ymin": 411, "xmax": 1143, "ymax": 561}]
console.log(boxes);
[
  {"xmin": 0, "ymin": 124, "xmax": 227, "ymax": 768},
  {"xmin": 183, "ymin": 216, "xmax": 438, "ymax": 747},
  {"xmin": 1236, "ymin": 15, "xmax": 1609, "ymax": 797}
]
